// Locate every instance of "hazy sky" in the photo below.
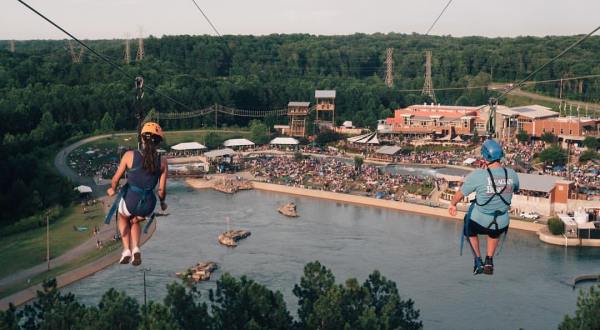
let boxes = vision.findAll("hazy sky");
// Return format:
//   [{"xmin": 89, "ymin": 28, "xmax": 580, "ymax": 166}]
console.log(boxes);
[{"xmin": 2, "ymin": 0, "xmax": 599, "ymax": 40}]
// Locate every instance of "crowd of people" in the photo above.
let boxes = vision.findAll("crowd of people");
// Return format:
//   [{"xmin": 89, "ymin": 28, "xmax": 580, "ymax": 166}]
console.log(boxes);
[
  {"xmin": 247, "ymin": 156, "xmax": 439, "ymax": 200},
  {"xmin": 68, "ymin": 147, "xmax": 121, "ymax": 180}
]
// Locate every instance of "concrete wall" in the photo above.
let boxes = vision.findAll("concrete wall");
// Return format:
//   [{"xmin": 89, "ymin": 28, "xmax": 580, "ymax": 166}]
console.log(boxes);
[{"xmin": 511, "ymin": 194, "xmax": 553, "ymax": 216}]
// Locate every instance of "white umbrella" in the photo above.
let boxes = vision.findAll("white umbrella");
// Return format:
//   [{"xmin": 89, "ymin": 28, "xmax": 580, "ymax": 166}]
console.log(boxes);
[{"xmin": 74, "ymin": 185, "xmax": 93, "ymax": 193}]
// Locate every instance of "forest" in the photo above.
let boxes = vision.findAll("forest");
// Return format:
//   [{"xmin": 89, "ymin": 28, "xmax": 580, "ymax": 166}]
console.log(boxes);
[{"xmin": 1, "ymin": 32, "xmax": 599, "ymax": 225}]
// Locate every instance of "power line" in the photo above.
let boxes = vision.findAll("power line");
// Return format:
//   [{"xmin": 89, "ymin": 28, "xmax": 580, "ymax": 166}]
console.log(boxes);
[
  {"xmin": 425, "ymin": 0, "xmax": 454, "ymax": 35},
  {"xmin": 490, "ymin": 25, "xmax": 600, "ymax": 105},
  {"xmin": 16, "ymin": 0, "xmax": 195, "ymax": 112},
  {"xmin": 190, "ymin": 0, "xmax": 222, "ymax": 37}
]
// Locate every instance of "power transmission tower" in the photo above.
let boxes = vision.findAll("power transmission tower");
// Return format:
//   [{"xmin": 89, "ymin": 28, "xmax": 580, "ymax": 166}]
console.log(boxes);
[
  {"xmin": 9, "ymin": 40, "xmax": 15, "ymax": 53},
  {"xmin": 67, "ymin": 40, "xmax": 84, "ymax": 63},
  {"xmin": 421, "ymin": 50, "xmax": 436, "ymax": 103},
  {"xmin": 124, "ymin": 34, "xmax": 131, "ymax": 64},
  {"xmin": 384, "ymin": 48, "xmax": 394, "ymax": 87},
  {"xmin": 136, "ymin": 28, "xmax": 144, "ymax": 62}
]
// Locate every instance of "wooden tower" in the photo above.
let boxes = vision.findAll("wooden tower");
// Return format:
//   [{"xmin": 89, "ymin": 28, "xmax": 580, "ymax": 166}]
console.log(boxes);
[
  {"xmin": 315, "ymin": 90, "xmax": 336, "ymax": 129},
  {"xmin": 288, "ymin": 101, "xmax": 310, "ymax": 137}
]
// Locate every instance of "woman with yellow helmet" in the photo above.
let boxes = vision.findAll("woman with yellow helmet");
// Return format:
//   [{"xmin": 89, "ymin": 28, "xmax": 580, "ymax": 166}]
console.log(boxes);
[{"xmin": 107, "ymin": 122, "xmax": 168, "ymax": 266}]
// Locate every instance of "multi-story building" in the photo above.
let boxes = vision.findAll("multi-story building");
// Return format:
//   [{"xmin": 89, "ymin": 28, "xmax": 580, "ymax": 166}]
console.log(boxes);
[
  {"xmin": 381, "ymin": 104, "xmax": 480, "ymax": 137},
  {"xmin": 380, "ymin": 103, "xmax": 599, "ymax": 141}
]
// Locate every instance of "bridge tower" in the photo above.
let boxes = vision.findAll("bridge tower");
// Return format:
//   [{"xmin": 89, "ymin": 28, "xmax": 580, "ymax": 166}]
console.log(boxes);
[
  {"xmin": 67, "ymin": 40, "xmax": 84, "ymax": 63},
  {"xmin": 287, "ymin": 101, "xmax": 310, "ymax": 137},
  {"xmin": 124, "ymin": 34, "xmax": 131, "ymax": 64},
  {"xmin": 9, "ymin": 40, "xmax": 15, "ymax": 53},
  {"xmin": 315, "ymin": 90, "xmax": 336, "ymax": 130},
  {"xmin": 136, "ymin": 28, "xmax": 144, "ymax": 61}
]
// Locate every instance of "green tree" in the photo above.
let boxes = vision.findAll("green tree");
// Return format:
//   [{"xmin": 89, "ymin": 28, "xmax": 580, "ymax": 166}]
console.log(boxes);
[
  {"xmin": 95, "ymin": 288, "xmax": 140, "ymax": 329},
  {"xmin": 163, "ymin": 282, "xmax": 210, "ymax": 330},
  {"xmin": 293, "ymin": 261, "xmax": 336, "ymax": 327},
  {"xmin": 471, "ymin": 131, "xmax": 480, "ymax": 144},
  {"xmin": 516, "ymin": 130, "xmax": 529, "ymax": 143},
  {"xmin": 249, "ymin": 119, "xmax": 270, "ymax": 144},
  {"xmin": 354, "ymin": 156, "xmax": 364, "ymax": 172},
  {"xmin": 539, "ymin": 145, "xmax": 568, "ymax": 165},
  {"xmin": 579, "ymin": 150, "xmax": 600, "ymax": 163},
  {"xmin": 559, "ymin": 282, "xmax": 600, "ymax": 330},
  {"xmin": 100, "ymin": 112, "xmax": 114, "ymax": 132},
  {"xmin": 540, "ymin": 132, "xmax": 557, "ymax": 144},
  {"xmin": 204, "ymin": 131, "xmax": 224, "ymax": 149},
  {"xmin": 583, "ymin": 136, "xmax": 599, "ymax": 150},
  {"xmin": 209, "ymin": 273, "xmax": 293, "ymax": 330},
  {"xmin": 315, "ymin": 131, "xmax": 344, "ymax": 145}
]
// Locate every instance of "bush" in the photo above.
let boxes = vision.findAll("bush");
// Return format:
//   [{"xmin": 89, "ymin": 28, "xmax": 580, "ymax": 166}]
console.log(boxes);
[
  {"xmin": 548, "ymin": 216, "xmax": 565, "ymax": 235},
  {"xmin": 579, "ymin": 150, "xmax": 600, "ymax": 163}
]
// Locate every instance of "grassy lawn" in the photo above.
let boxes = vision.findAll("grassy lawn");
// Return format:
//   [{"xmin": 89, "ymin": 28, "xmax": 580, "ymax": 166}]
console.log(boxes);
[
  {"xmin": 0, "ymin": 202, "xmax": 104, "ymax": 279},
  {"xmin": 0, "ymin": 239, "xmax": 120, "ymax": 299}
]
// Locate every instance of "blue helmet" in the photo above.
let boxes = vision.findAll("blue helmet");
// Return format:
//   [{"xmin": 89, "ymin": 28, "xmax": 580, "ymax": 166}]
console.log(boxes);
[{"xmin": 481, "ymin": 139, "xmax": 504, "ymax": 162}]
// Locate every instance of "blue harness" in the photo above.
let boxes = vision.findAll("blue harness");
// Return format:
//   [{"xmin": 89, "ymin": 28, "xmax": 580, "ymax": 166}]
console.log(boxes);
[
  {"xmin": 459, "ymin": 167, "xmax": 510, "ymax": 257},
  {"xmin": 104, "ymin": 164, "xmax": 159, "ymax": 234}
]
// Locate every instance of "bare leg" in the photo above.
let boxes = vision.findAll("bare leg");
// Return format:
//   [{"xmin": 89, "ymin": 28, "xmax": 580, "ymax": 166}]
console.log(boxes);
[
  {"xmin": 118, "ymin": 213, "xmax": 132, "ymax": 251},
  {"xmin": 130, "ymin": 219, "xmax": 142, "ymax": 250},
  {"xmin": 486, "ymin": 237, "xmax": 499, "ymax": 257},
  {"xmin": 468, "ymin": 236, "xmax": 481, "ymax": 257}
]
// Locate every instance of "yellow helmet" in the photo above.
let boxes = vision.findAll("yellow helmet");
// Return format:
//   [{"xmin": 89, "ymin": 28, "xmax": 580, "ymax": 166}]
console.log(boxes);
[{"xmin": 141, "ymin": 122, "xmax": 164, "ymax": 139}]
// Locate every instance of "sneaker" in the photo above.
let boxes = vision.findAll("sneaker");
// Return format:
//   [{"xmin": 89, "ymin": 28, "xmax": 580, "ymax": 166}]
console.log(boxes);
[
  {"xmin": 473, "ymin": 257, "xmax": 484, "ymax": 275},
  {"xmin": 483, "ymin": 256, "xmax": 494, "ymax": 275},
  {"xmin": 119, "ymin": 250, "xmax": 131, "ymax": 264},
  {"xmin": 131, "ymin": 247, "xmax": 142, "ymax": 266}
]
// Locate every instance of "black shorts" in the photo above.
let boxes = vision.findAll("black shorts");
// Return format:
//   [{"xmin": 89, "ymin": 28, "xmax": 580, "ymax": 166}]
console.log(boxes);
[{"xmin": 464, "ymin": 220, "xmax": 507, "ymax": 239}]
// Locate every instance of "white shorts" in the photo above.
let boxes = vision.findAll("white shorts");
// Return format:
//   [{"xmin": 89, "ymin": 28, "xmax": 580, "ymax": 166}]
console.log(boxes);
[{"xmin": 118, "ymin": 198, "xmax": 132, "ymax": 217}]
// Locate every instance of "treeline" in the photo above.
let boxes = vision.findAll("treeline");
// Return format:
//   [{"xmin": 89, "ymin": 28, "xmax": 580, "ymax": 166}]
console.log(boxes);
[
  {"xmin": 0, "ymin": 262, "xmax": 423, "ymax": 330},
  {"xmin": 1, "ymin": 33, "xmax": 599, "ymax": 225}
]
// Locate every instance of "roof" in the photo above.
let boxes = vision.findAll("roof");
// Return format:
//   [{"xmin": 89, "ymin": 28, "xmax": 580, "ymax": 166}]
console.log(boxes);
[
  {"xmin": 347, "ymin": 132, "xmax": 379, "ymax": 144},
  {"xmin": 499, "ymin": 105, "xmax": 559, "ymax": 119},
  {"xmin": 270, "ymin": 137, "xmax": 299, "ymax": 145},
  {"xmin": 315, "ymin": 90, "xmax": 336, "ymax": 98},
  {"xmin": 288, "ymin": 101, "xmax": 310, "ymax": 107},
  {"xmin": 204, "ymin": 148, "xmax": 236, "ymax": 158},
  {"xmin": 223, "ymin": 138, "xmax": 255, "ymax": 147},
  {"xmin": 274, "ymin": 125, "xmax": 290, "ymax": 129},
  {"xmin": 375, "ymin": 146, "xmax": 402, "ymax": 155},
  {"xmin": 517, "ymin": 173, "xmax": 567, "ymax": 193},
  {"xmin": 171, "ymin": 142, "xmax": 207, "ymax": 151}
]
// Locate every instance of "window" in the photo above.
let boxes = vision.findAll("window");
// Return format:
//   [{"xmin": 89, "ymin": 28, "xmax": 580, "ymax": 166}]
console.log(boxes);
[
  {"xmin": 551, "ymin": 128, "xmax": 555, "ymax": 133},
  {"xmin": 403, "ymin": 117, "xmax": 409, "ymax": 125},
  {"xmin": 569, "ymin": 129, "xmax": 572, "ymax": 134},
  {"xmin": 560, "ymin": 128, "xmax": 564, "ymax": 134},
  {"xmin": 542, "ymin": 128, "xmax": 546, "ymax": 132}
]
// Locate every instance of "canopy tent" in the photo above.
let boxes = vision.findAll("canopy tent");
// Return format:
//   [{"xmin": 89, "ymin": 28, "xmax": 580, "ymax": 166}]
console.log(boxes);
[
  {"xmin": 348, "ymin": 132, "xmax": 379, "ymax": 144},
  {"xmin": 375, "ymin": 146, "xmax": 402, "ymax": 155},
  {"xmin": 74, "ymin": 185, "xmax": 92, "ymax": 194},
  {"xmin": 204, "ymin": 148, "xmax": 236, "ymax": 158},
  {"xmin": 453, "ymin": 135, "xmax": 464, "ymax": 142},
  {"xmin": 438, "ymin": 133, "xmax": 452, "ymax": 141},
  {"xmin": 171, "ymin": 142, "xmax": 207, "ymax": 151},
  {"xmin": 223, "ymin": 138, "xmax": 255, "ymax": 147},
  {"xmin": 270, "ymin": 137, "xmax": 299, "ymax": 145},
  {"xmin": 463, "ymin": 158, "xmax": 477, "ymax": 165}
]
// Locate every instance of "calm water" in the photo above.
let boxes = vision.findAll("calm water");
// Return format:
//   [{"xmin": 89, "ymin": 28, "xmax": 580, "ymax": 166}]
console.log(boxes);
[{"xmin": 66, "ymin": 181, "xmax": 600, "ymax": 329}]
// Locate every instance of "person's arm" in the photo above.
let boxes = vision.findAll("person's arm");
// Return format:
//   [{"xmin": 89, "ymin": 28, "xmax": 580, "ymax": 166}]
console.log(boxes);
[
  {"xmin": 448, "ymin": 190, "xmax": 464, "ymax": 216},
  {"xmin": 448, "ymin": 172, "xmax": 477, "ymax": 216},
  {"xmin": 158, "ymin": 157, "xmax": 168, "ymax": 210},
  {"xmin": 107, "ymin": 151, "xmax": 131, "ymax": 196}
]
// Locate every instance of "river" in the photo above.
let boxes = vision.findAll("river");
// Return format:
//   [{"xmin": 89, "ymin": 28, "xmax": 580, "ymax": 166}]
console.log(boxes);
[{"xmin": 65, "ymin": 181, "xmax": 599, "ymax": 329}]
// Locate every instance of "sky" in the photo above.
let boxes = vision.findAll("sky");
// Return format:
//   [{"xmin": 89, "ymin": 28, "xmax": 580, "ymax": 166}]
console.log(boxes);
[{"xmin": 1, "ymin": 0, "xmax": 599, "ymax": 40}]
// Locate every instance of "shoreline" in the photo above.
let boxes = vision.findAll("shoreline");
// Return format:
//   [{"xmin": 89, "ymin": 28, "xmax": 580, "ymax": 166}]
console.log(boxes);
[
  {"xmin": 0, "ymin": 218, "xmax": 156, "ymax": 310},
  {"xmin": 186, "ymin": 178, "xmax": 544, "ymax": 234}
]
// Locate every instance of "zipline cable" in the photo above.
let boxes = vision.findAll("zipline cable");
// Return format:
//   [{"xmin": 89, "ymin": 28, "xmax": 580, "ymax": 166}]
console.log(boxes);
[
  {"xmin": 425, "ymin": 0, "xmax": 455, "ymax": 35},
  {"xmin": 190, "ymin": 0, "xmax": 222, "ymax": 37},
  {"xmin": 16, "ymin": 0, "xmax": 195, "ymax": 112},
  {"xmin": 484, "ymin": 25, "xmax": 600, "ymax": 107}
]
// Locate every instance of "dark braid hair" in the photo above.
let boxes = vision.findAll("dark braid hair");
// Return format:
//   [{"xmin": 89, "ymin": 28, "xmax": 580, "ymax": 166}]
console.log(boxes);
[{"xmin": 141, "ymin": 133, "xmax": 161, "ymax": 174}]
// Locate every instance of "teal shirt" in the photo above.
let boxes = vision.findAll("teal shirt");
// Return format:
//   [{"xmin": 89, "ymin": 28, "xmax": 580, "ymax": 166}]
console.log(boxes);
[{"xmin": 460, "ymin": 167, "xmax": 520, "ymax": 229}]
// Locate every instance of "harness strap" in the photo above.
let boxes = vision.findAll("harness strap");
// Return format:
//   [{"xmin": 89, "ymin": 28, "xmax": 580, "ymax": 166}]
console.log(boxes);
[
  {"xmin": 104, "ymin": 184, "xmax": 129, "ymax": 224},
  {"xmin": 475, "ymin": 167, "xmax": 510, "ymax": 207}
]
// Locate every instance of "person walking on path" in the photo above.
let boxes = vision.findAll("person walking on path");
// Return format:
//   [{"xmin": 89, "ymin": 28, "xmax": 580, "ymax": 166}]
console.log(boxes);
[
  {"xmin": 107, "ymin": 122, "xmax": 168, "ymax": 266},
  {"xmin": 448, "ymin": 139, "xmax": 519, "ymax": 275}
]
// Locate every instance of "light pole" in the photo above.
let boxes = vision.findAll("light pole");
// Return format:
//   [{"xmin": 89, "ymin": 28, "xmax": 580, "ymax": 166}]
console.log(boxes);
[{"xmin": 46, "ymin": 212, "xmax": 50, "ymax": 271}]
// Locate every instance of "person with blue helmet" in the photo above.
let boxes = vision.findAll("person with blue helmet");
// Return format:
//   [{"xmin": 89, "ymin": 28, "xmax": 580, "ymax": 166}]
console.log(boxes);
[{"xmin": 448, "ymin": 139, "xmax": 519, "ymax": 275}]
